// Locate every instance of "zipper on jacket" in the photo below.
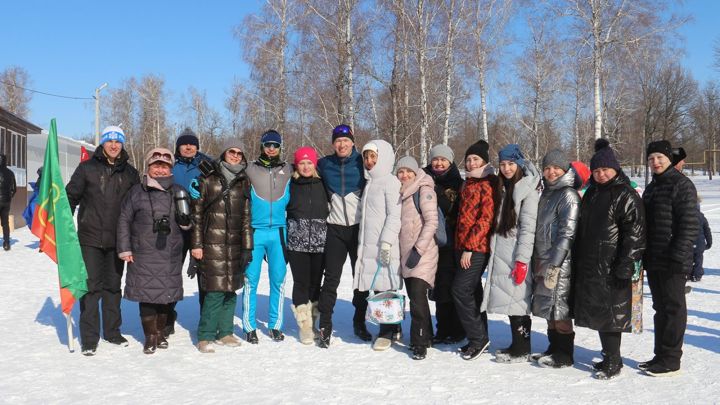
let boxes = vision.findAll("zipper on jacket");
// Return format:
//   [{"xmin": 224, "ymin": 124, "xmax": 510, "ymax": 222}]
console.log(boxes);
[{"xmin": 341, "ymin": 158, "xmax": 350, "ymax": 226}]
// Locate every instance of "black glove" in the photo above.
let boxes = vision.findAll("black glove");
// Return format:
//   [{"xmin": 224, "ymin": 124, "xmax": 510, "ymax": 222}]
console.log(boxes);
[
  {"xmin": 705, "ymin": 244, "xmax": 712, "ymax": 250},
  {"xmin": 406, "ymin": 247, "xmax": 422, "ymax": 269},
  {"xmin": 187, "ymin": 259, "xmax": 199, "ymax": 279},
  {"xmin": 240, "ymin": 250, "xmax": 253, "ymax": 271},
  {"xmin": 669, "ymin": 260, "xmax": 686, "ymax": 274},
  {"xmin": 611, "ymin": 275, "xmax": 631, "ymax": 289},
  {"xmin": 177, "ymin": 213, "xmax": 191, "ymax": 227}
]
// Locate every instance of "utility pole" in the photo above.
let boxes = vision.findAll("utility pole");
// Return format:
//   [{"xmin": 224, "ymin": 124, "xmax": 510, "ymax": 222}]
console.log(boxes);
[{"xmin": 94, "ymin": 82, "xmax": 108, "ymax": 145}]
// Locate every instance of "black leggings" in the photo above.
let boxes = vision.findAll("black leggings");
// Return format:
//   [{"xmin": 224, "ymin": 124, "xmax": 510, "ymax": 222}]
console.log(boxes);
[{"xmin": 139, "ymin": 302, "xmax": 173, "ymax": 318}]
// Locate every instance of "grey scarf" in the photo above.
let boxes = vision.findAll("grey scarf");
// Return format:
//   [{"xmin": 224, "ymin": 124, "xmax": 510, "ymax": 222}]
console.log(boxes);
[{"xmin": 220, "ymin": 161, "xmax": 246, "ymax": 183}]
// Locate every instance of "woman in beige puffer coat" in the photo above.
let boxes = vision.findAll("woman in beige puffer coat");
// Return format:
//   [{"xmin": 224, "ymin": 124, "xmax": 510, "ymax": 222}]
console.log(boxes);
[{"xmin": 396, "ymin": 156, "xmax": 439, "ymax": 360}]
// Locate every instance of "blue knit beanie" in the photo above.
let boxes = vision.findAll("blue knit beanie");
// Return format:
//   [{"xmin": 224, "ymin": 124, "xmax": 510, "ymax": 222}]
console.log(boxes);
[
  {"xmin": 100, "ymin": 126, "xmax": 126, "ymax": 145},
  {"xmin": 261, "ymin": 130, "xmax": 282, "ymax": 146},
  {"xmin": 498, "ymin": 144, "xmax": 526, "ymax": 168}
]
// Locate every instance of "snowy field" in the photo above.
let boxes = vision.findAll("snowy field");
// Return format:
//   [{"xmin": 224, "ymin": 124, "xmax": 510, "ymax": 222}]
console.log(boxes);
[{"xmin": 1, "ymin": 176, "xmax": 719, "ymax": 404}]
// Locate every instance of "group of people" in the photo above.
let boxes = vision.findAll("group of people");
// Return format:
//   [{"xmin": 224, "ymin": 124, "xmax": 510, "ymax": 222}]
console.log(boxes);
[{"xmin": 63, "ymin": 123, "xmax": 709, "ymax": 381}]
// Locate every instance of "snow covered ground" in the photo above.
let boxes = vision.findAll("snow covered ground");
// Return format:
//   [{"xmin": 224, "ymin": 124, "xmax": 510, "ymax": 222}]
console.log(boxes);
[{"xmin": 1, "ymin": 176, "xmax": 719, "ymax": 404}]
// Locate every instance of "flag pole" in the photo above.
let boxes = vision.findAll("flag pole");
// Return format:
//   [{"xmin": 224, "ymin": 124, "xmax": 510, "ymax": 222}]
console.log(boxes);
[{"xmin": 66, "ymin": 313, "xmax": 75, "ymax": 353}]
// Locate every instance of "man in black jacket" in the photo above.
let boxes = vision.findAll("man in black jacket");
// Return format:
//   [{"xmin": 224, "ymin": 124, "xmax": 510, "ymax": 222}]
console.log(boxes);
[
  {"xmin": 66, "ymin": 126, "xmax": 139, "ymax": 355},
  {"xmin": 0, "ymin": 153, "xmax": 16, "ymax": 251},
  {"xmin": 641, "ymin": 140, "xmax": 700, "ymax": 377}
]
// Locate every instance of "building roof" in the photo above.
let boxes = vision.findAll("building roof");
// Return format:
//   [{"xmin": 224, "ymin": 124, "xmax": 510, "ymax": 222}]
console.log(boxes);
[{"xmin": 0, "ymin": 106, "xmax": 43, "ymax": 133}]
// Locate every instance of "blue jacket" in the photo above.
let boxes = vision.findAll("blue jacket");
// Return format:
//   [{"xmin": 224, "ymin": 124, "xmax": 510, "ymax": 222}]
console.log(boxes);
[
  {"xmin": 246, "ymin": 160, "xmax": 292, "ymax": 229},
  {"xmin": 173, "ymin": 151, "xmax": 212, "ymax": 193},
  {"xmin": 317, "ymin": 148, "xmax": 366, "ymax": 227}
]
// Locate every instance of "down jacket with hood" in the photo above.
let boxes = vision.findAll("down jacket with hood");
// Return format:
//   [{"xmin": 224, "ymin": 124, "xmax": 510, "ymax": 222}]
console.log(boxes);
[
  {"xmin": 116, "ymin": 175, "xmax": 187, "ymax": 304},
  {"xmin": 191, "ymin": 152, "xmax": 254, "ymax": 292},
  {"xmin": 573, "ymin": 170, "xmax": 646, "ymax": 332},
  {"xmin": 399, "ymin": 169, "xmax": 439, "ymax": 287},
  {"xmin": 482, "ymin": 161, "xmax": 540, "ymax": 316},
  {"xmin": 353, "ymin": 140, "xmax": 403, "ymax": 292},
  {"xmin": 531, "ymin": 168, "xmax": 580, "ymax": 321}
]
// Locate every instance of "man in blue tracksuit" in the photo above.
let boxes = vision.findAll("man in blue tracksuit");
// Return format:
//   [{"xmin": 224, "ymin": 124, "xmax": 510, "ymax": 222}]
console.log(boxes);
[
  {"xmin": 315, "ymin": 124, "xmax": 369, "ymax": 346},
  {"xmin": 243, "ymin": 130, "xmax": 292, "ymax": 343},
  {"xmin": 169, "ymin": 127, "xmax": 212, "ymax": 336}
]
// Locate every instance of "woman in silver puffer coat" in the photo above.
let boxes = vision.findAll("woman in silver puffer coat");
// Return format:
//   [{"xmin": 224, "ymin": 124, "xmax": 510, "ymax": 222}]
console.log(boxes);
[{"xmin": 531, "ymin": 149, "xmax": 580, "ymax": 369}]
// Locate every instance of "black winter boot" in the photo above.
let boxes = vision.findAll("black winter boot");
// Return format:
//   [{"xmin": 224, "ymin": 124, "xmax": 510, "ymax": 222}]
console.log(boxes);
[
  {"xmin": 595, "ymin": 353, "xmax": 623, "ymax": 380},
  {"xmin": 538, "ymin": 331, "xmax": 574, "ymax": 368},
  {"xmin": 141, "ymin": 315, "xmax": 158, "ymax": 355},
  {"xmin": 162, "ymin": 309, "xmax": 176, "ymax": 338},
  {"xmin": 353, "ymin": 321, "xmax": 372, "ymax": 342},
  {"xmin": 496, "ymin": 316, "xmax": 531, "ymax": 363},
  {"xmin": 156, "ymin": 313, "xmax": 169, "ymax": 349},
  {"xmin": 532, "ymin": 328, "xmax": 556, "ymax": 361}
]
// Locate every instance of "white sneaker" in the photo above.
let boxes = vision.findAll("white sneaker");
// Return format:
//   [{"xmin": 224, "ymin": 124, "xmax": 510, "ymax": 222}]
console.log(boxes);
[{"xmin": 373, "ymin": 337, "xmax": 392, "ymax": 351}]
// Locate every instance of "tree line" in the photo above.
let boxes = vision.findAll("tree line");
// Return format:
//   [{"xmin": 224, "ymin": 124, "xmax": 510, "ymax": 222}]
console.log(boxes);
[{"xmin": 3, "ymin": 0, "xmax": 720, "ymax": 174}]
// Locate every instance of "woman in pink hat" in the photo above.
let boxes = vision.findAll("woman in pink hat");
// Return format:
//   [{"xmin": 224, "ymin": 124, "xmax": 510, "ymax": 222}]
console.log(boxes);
[{"xmin": 287, "ymin": 146, "xmax": 330, "ymax": 346}]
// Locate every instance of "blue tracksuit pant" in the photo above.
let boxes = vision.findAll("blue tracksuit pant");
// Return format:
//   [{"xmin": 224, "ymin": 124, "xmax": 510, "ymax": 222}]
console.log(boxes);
[{"xmin": 243, "ymin": 227, "xmax": 288, "ymax": 332}]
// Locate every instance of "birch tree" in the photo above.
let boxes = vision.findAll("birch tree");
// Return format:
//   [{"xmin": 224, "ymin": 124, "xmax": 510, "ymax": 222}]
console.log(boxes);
[{"xmin": 0, "ymin": 66, "xmax": 32, "ymax": 118}]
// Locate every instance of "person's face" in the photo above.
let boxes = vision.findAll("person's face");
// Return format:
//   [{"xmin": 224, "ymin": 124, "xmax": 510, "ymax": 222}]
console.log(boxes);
[
  {"xmin": 592, "ymin": 167, "xmax": 617, "ymax": 184},
  {"xmin": 148, "ymin": 162, "xmax": 172, "ymax": 178},
  {"xmin": 224, "ymin": 148, "xmax": 243, "ymax": 165},
  {"xmin": 396, "ymin": 168, "xmax": 416, "ymax": 184},
  {"xmin": 499, "ymin": 160, "xmax": 518, "ymax": 179},
  {"xmin": 263, "ymin": 142, "xmax": 281, "ymax": 157},
  {"xmin": 431, "ymin": 157, "xmax": 450, "ymax": 172},
  {"xmin": 543, "ymin": 165, "xmax": 566, "ymax": 183},
  {"xmin": 333, "ymin": 137, "xmax": 354, "ymax": 158},
  {"xmin": 465, "ymin": 154, "xmax": 485, "ymax": 171},
  {"xmin": 179, "ymin": 144, "xmax": 198, "ymax": 158},
  {"xmin": 102, "ymin": 140, "xmax": 122, "ymax": 160},
  {"xmin": 648, "ymin": 152, "xmax": 671, "ymax": 174},
  {"xmin": 363, "ymin": 150, "xmax": 378, "ymax": 170},
  {"xmin": 297, "ymin": 160, "xmax": 315, "ymax": 177}
]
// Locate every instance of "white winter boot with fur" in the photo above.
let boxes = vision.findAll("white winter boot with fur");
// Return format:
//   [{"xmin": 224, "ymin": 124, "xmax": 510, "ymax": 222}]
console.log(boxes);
[{"xmin": 292, "ymin": 303, "xmax": 315, "ymax": 345}]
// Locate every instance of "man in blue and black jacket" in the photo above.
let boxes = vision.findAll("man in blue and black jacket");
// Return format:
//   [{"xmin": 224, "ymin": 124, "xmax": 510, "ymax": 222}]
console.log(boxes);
[{"xmin": 316, "ymin": 124, "xmax": 369, "ymax": 347}]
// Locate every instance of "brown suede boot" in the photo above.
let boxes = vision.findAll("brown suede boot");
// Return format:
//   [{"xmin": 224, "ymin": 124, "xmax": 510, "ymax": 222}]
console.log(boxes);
[
  {"xmin": 141, "ymin": 315, "xmax": 158, "ymax": 355},
  {"xmin": 156, "ymin": 313, "xmax": 169, "ymax": 349}
]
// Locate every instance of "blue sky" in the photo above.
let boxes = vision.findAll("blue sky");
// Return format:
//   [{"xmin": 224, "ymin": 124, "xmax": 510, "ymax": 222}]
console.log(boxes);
[{"xmin": 2, "ymin": 0, "xmax": 719, "ymax": 139}]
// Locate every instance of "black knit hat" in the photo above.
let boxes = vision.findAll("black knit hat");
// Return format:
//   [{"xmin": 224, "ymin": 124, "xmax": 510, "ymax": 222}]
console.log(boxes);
[
  {"xmin": 590, "ymin": 138, "xmax": 621, "ymax": 171},
  {"xmin": 464, "ymin": 140, "xmax": 490, "ymax": 164},
  {"xmin": 176, "ymin": 128, "xmax": 200, "ymax": 152},
  {"xmin": 646, "ymin": 140, "xmax": 673, "ymax": 160},
  {"xmin": 672, "ymin": 147, "xmax": 687, "ymax": 166}
]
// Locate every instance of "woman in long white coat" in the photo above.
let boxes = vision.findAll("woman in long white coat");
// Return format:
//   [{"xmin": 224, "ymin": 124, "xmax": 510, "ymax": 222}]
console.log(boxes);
[
  {"xmin": 353, "ymin": 139, "xmax": 402, "ymax": 351},
  {"xmin": 481, "ymin": 144, "xmax": 540, "ymax": 363}
]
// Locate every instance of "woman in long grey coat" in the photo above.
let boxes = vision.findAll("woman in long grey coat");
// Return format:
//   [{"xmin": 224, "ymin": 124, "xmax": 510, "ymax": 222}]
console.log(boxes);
[
  {"xmin": 481, "ymin": 144, "xmax": 540, "ymax": 363},
  {"xmin": 531, "ymin": 149, "xmax": 580, "ymax": 368},
  {"xmin": 353, "ymin": 139, "xmax": 402, "ymax": 351},
  {"xmin": 117, "ymin": 148, "xmax": 190, "ymax": 354}
]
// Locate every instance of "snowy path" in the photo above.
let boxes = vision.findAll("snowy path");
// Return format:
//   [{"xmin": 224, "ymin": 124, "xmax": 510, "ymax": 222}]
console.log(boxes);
[{"xmin": 1, "ymin": 177, "xmax": 719, "ymax": 404}]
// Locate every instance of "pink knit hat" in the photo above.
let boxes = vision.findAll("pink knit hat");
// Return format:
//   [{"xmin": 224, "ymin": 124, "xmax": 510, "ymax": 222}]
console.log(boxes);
[{"xmin": 294, "ymin": 146, "xmax": 318, "ymax": 166}]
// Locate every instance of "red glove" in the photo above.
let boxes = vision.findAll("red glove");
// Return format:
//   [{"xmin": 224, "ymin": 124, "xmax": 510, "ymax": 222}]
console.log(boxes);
[{"xmin": 511, "ymin": 261, "xmax": 528, "ymax": 285}]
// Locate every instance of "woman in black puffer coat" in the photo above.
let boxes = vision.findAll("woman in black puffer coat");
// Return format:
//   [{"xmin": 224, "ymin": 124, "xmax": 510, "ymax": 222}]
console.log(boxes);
[
  {"xmin": 117, "ymin": 148, "xmax": 189, "ymax": 354},
  {"xmin": 191, "ymin": 143, "xmax": 253, "ymax": 353},
  {"xmin": 640, "ymin": 140, "xmax": 700, "ymax": 376},
  {"xmin": 423, "ymin": 144, "xmax": 465, "ymax": 344},
  {"xmin": 287, "ymin": 147, "xmax": 329, "ymax": 345},
  {"xmin": 573, "ymin": 139, "xmax": 646, "ymax": 380}
]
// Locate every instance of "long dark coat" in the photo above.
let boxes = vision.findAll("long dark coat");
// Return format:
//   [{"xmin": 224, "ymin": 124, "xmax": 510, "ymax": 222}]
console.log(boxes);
[
  {"xmin": 191, "ymin": 161, "xmax": 253, "ymax": 292},
  {"xmin": 573, "ymin": 171, "xmax": 646, "ymax": 332},
  {"xmin": 116, "ymin": 175, "xmax": 185, "ymax": 304}
]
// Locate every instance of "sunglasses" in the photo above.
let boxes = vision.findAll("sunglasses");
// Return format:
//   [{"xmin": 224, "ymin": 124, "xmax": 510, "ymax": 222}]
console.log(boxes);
[
  {"xmin": 263, "ymin": 142, "xmax": 281, "ymax": 149},
  {"xmin": 226, "ymin": 149, "xmax": 243, "ymax": 157},
  {"xmin": 151, "ymin": 152, "xmax": 173, "ymax": 161}
]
